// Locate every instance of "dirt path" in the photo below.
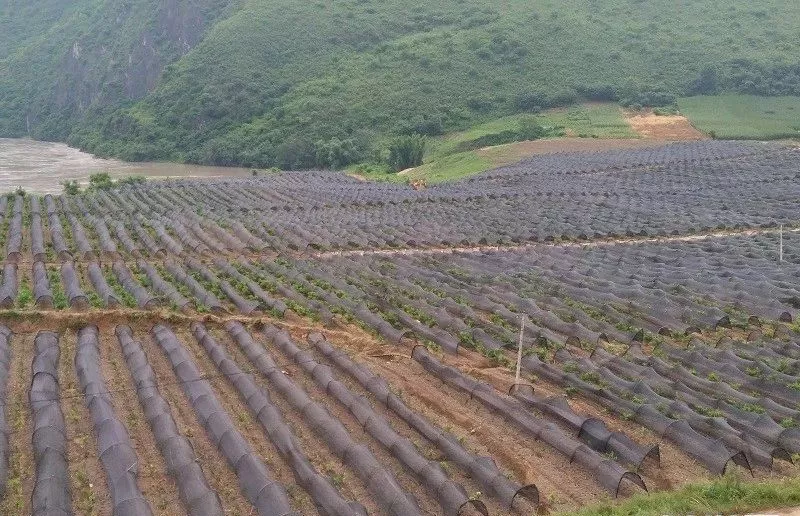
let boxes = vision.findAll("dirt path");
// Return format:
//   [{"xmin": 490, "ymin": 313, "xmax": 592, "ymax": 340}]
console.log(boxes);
[
  {"xmin": 1, "ymin": 332, "xmax": 34, "ymax": 514},
  {"xmin": 312, "ymin": 225, "xmax": 799, "ymax": 259}
]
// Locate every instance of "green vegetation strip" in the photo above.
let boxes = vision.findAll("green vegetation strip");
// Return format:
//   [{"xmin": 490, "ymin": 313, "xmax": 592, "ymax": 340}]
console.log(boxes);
[
  {"xmin": 355, "ymin": 104, "xmax": 638, "ymax": 183},
  {"xmin": 679, "ymin": 95, "xmax": 800, "ymax": 140},
  {"xmin": 566, "ymin": 475, "xmax": 800, "ymax": 516}
]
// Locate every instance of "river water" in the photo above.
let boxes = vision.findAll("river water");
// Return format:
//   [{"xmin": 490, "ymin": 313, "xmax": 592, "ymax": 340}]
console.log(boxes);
[{"xmin": 0, "ymin": 138, "xmax": 252, "ymax": 194}]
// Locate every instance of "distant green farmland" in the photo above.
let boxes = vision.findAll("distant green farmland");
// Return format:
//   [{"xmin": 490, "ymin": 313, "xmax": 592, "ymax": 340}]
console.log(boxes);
[{"xmin": 679, "ymin": 95, "xmax": 800, "ymax": 140}]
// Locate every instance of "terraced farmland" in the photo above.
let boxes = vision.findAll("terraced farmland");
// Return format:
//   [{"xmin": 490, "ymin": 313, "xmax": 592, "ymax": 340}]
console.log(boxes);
[{"xmin": 0, "ymin": 139, "xmax": 798, "ymax": 514}]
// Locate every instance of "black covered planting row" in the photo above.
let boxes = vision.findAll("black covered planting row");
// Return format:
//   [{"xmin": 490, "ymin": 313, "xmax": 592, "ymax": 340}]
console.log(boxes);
[
  {"xmin": 0, "ymin": 327, "xmax": 10, "ymax": 498},
  {"xmin": 137, "ymin": 260, "xmax": 192, "ymax": 311},
  {"xmin": 112, "ymin": 261, "xmax": 158, "ymax": 310},
  {"xmin": 411, "ymin": 345, "xmax": 647, "ymax": 496},
  {"xmin": 190, "ymin": 323, "xmax": 365, "ymax": 516},
  {"xmin": 116, "ymin": 325, "xmax": 223, "ymax": 515},
  {"xmin": 265, "ymin": 326, "xmax": 484, "ymax": 516},
  {"xmin": 30, "ymin": 330, "xmax": 72, "ymax": 515},
  {"xmin": 75, "ymin": 326, "xmax": 153, "ymax": 515},
  {"xmin": 22, "ymin": 141, "xmax": 795, "ymax": 262},
  {"xmin": 308, "ymin": 332, "xmax": 540, "ymax": 512},
  {"xmin": 151, "ymin": 323, "xmax": 295, "ymax": 516},
  {"xmin": 520, "ymin": 353, "xmax": 755, "ymax": 475},
  {"xmin": 32, "ymin": 262, "xmax": 53, "ymax": 308},
  {"xmin": 224, "ymin": 321, "xmax": 422, "ymax": 516},
  {"xmin": 164, "ymin": 260, "xmax": 224, "ymax": 313}
]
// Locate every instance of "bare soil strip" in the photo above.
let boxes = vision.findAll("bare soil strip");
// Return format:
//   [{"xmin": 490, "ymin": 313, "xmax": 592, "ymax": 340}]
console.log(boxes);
[
  {"xmin": 625, "ymin": 111, "xmax": 708, "ymax": 140},
  {"xmin": 212, "ymin": 326, "xmax": 381, "ymax": 515},
  {"xmin": 259, "ymin": 329, "xmax": 444, "ymax": 515},
  {"xmin": 1, "ymin": 332, "xmax": 34, "ymax": 514},
  {"xmin": 313, "ymin": 226, "xmax": 799, "ymax": 259},
  {"xmin": 174, "ymin": 325, "xmax": 318, "ymax": 513},
  {"xmin": 272, "ymin": 322, "xmax": 608, "ymax": 512},
  {"xmin": 300, "ymin": 336, "xmax": 510, "ymax": 515}
]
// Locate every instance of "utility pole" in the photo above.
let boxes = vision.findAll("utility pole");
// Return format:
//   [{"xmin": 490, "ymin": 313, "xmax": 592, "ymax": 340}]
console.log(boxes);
[{"xmin": 515, "ymin": 315, "xmax": 526, "ymax": 384}]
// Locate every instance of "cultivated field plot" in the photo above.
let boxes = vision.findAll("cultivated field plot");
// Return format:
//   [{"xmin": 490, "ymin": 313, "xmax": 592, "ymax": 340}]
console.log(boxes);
[{"xmin": 0, "ymin": 140, "xmax": 798, "ymax": 515}]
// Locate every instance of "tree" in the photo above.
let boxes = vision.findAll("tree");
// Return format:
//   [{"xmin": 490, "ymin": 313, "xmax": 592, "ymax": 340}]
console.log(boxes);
[
  {"xmin": 313, "ymin": 138, "xmax": 364, "ymax": 169},
  {"xmin": 275, "ymin": 138, "xmax": 315, "ymax": 170},
  {"xmin": 61, "ymin": 180, "xmax": 80, "ymax": 195},
  {"xmin": 388, "ymin": 134, "xmax": 426, "ymax": 172},
  {"xmin": 88, "ymin": 172, "xmax": 113, "ymax": 190},
  {"xmin": 689, "ymin": 67, "xmax": 719, "ymax": 95}
]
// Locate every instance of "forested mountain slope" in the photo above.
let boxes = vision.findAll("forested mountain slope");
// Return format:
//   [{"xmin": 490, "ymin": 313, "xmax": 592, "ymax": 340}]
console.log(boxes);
[
  {"xmin": 1, "ymin": 0, "xmax": 798, "ymax": 167},
  {"xmin": 0, "ymin": 0, "xmax": 237, "ymax": 136}
]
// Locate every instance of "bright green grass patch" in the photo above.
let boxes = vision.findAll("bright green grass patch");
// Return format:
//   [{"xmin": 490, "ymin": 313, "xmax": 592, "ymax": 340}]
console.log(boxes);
[
  {"xmin": 400, "ymin": 150, "xmax": 494, "ymax": 183},
  {"xmin": 353, "ymin": 103, "xmax": 639, "ymax": 184},
  {"xmin": 565, "ymin": 474, "xmax": 800, "ymax": 516},
  {"xmin": 679, "ymin": 95, "xmax": 800, "ymax": 140},
  {"xmin": 428, "ymin": 114, "xmax": 544, "ymax": 159},
  {"xmin": 350, "ymin": 149, "xmax": 492, "ymax": 184},
  {"xmin": 429, "ymin": 104, "xmax": 636, "ymax": 159},
  {"xmin": 540, "ymin": 104, "xmax": 638, "ymax": 140}
]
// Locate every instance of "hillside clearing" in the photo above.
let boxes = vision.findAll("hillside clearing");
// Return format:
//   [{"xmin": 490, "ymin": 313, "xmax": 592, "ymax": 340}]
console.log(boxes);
[
  {"xmin": 625, "ymin": 111, "xmax": 708, "ymax": 140},
  {"xmin": 392, "ymin": 138, "xmax": 670, "ymax": 184},
  {"xmin": 357, "ymin": 104, "xmax": 663, "ymax": 183}
]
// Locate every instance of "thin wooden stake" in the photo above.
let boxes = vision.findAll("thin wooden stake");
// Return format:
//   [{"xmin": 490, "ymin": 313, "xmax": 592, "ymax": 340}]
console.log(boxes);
[{"xmin": 515, "ymin": 315, "xmax": 526, "ymax": 384}]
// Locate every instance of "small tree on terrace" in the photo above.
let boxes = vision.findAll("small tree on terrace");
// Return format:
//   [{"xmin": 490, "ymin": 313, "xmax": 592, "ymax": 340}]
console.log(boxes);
[
  {"xmin": 88, "ymin": 172, "xmax": 114, "ymax": 190},
  {"xmin": 61, "ymin": 180, "xmax": 80, "ymax": 195},
  {"xmin": 388, "ymin": 134, "xmax": 426, "ymax": 172}
]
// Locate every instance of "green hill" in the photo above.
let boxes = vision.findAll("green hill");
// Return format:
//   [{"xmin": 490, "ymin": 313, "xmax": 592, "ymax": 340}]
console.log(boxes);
[{"xmin": 1, "ymin": 0, "xmax": 799, "ymax": 168}]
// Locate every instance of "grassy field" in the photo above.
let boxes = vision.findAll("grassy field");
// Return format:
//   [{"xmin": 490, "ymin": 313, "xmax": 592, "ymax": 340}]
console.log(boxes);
[
  {"xmin": 568, "ymin": 474, "xmax": 800, "ymax": 516},
  {"xmin": 428, "ymin": 104, "xmax": 637, "ymax": 159},
  {"xmin": 679, "ymin": 95, "xmax": 800, "ymax": 140},
  {"xmin": 357, "ymin": 103, "xmax": 640, "ymax": 183}
]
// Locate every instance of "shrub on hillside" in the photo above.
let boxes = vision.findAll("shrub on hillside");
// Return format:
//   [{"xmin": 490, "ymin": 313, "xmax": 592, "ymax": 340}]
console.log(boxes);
[
  {"xmin": 388, "ymin": 134, "xmax": 426, "ymax": 172},
  {"xmin": 620, "ymin": 87, "xmax": 677, "ymax": 108},
  {"xmin": 516, "ymin": 89, "xmax": 579, "ymax": 112},
  {"xmin": 688, "ymin": 67, "xmax": 720, "ymax": 95},
  {"xmin": 88, "ymin": 172, "xmax": 114, "ymax": 190},
  {"xmin": 576, "ymin": 85, "xmax": 620, "ymax": 102},
  {"xmin": 61, "ymin": 180, "xmax": 81, "ymax": 195},
  {"xmin": 455, "ymin": 119, "xmax": 561, "ymax": 152},
  {"xmin": 313, "ymin": 137, "xmax": 365, "ymax": 169},
  {"xmin": 117, "ymin": 176, "xmax": 146, "ymax": 186},
  {"xmin": 396, "ymin": 115, "xmax": 445, "ymax": 136},
  {"xmin": 275, "ymin": 139, "xmax": 316, "ymax": 170}
]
